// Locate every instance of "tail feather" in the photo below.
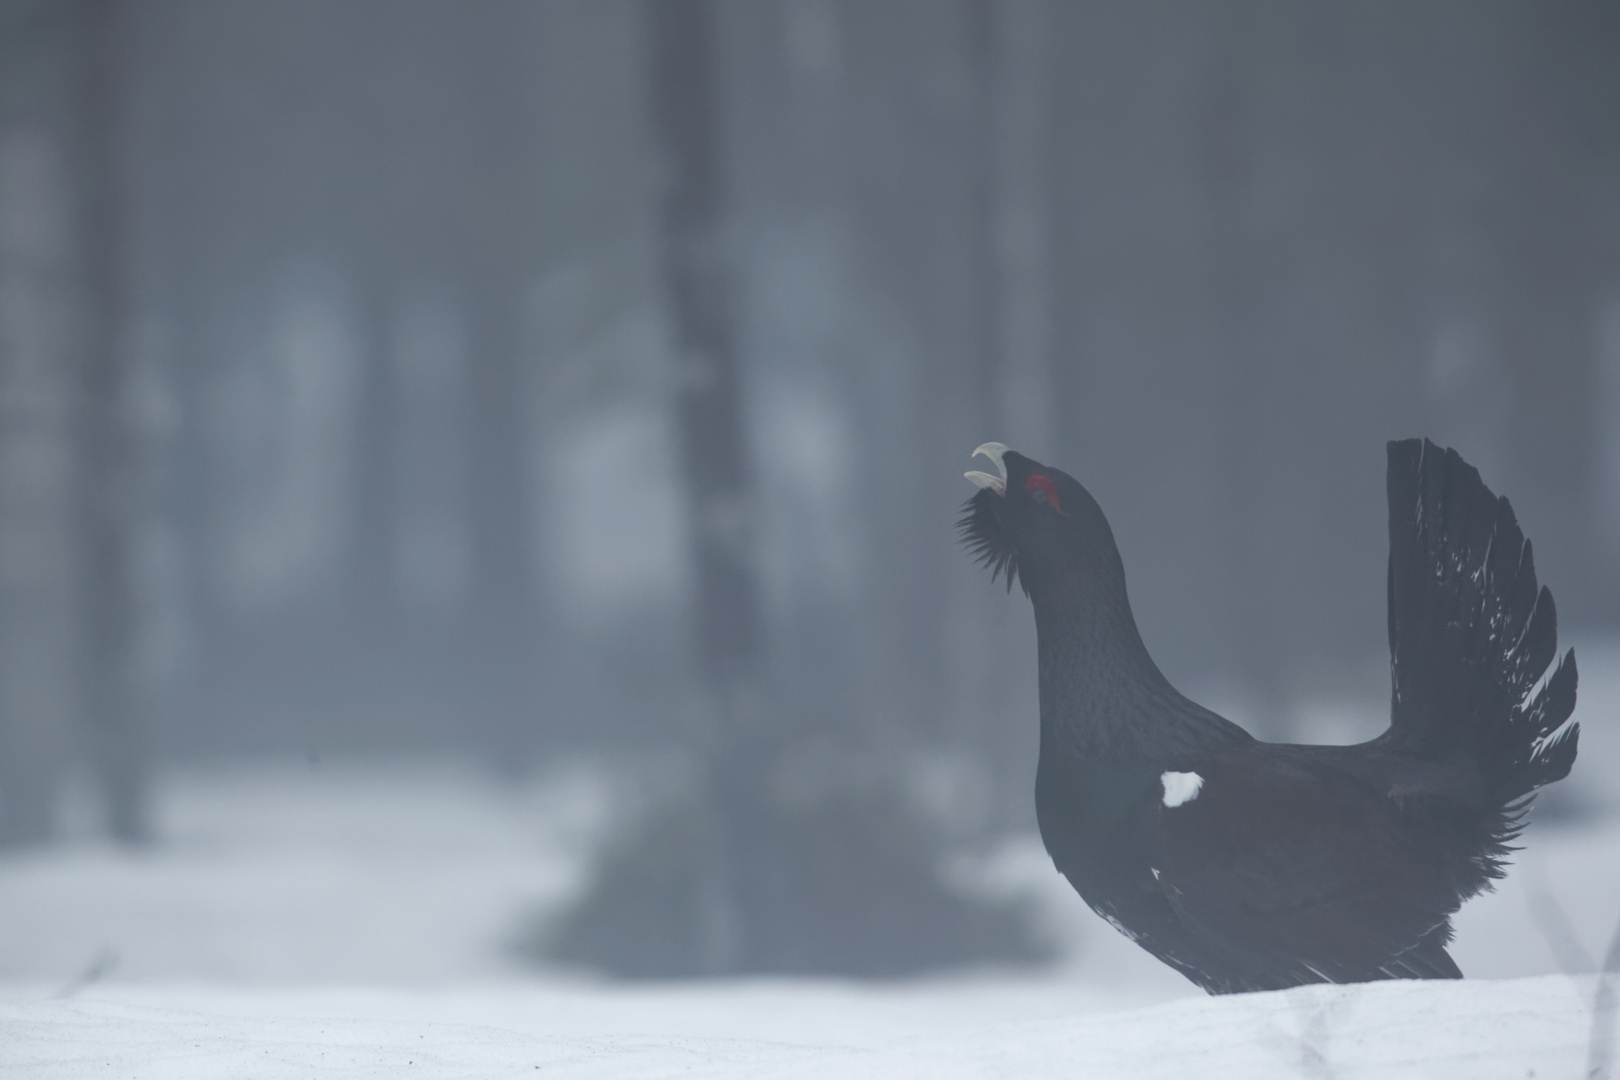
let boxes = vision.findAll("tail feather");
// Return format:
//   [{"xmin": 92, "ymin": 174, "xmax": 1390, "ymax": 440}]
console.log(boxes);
[{"xmin": 1381, "ymin": 439, "xmax": 1579, "ymax": 810}]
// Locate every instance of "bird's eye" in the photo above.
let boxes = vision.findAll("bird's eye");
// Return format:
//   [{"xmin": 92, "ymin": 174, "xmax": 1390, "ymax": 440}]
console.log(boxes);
[{"xmin": 1024, "ymin": 474, "xmax": 1063, "ymax": 513}]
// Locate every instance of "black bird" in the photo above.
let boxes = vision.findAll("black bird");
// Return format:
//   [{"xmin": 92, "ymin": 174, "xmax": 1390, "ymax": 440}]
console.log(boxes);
[{"xmin": 960, "ymin": 439, "xmax": 1578, "ymax": 994}]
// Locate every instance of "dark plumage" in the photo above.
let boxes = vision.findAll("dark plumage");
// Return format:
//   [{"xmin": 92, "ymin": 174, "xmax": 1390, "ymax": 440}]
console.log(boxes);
[{"xmin": 959, "ymin": 439, "xmax": 1578, "ymax": 994}]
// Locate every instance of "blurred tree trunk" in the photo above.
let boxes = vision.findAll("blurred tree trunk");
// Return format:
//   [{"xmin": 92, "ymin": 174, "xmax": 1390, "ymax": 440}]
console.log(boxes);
[
  {"xmin": 987, "ymin": 0, "xmax": 1053, "ymax": 465},
  {"xmin": 925, "ymin": 0, "xmax": 1002, "ymax": 828},
  {"xmin": 351, "ymin": 275, "xmax": 396, "ymax": 632},
  {"xmin": 0, "ymin": 0, "xmax": 87, "ymax": 843},
  {"xmin": 650, "ymin": 0, "xmax": 767, "ymax": 739},
  {"xmin": 77, "ymin": 0, "xmax": 144, "ymax": 842},
  {"xmin": 545, "ymin": 0, "xmax": 767, "ymax": 976},
  {"xmin": 648, "ymin": 0, "xmax": 767, "ymax": 973},
  {"xmin": 1491, "ymin": 4, "xmax": 1610, "ymax": 627},
  {"xmin": 458, "ymin": 5, "xmax": 543, "ymax": 765},
  {"xmin": 1198, "ymin": 3, "xmax": 1293, "ymax": 738},
  {"xmin": 539, "ymin": 0, "xmax": 1041, "ymax": 978},
  {"xmin": 978, "ymin": 0, "xmax": 1052, "ymax": 828}
]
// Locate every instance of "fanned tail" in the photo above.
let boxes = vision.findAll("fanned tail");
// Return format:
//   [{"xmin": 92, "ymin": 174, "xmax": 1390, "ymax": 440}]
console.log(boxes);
[{"xmin": 1380, "ymin": 439, "xmax": 1578, "ymax": 852}]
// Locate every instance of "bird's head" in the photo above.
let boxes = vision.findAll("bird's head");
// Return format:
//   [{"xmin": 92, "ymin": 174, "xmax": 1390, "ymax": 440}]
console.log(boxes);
[{"xmin": 959, "ymin": 442, "xmax": 1117, "ymax": 600}]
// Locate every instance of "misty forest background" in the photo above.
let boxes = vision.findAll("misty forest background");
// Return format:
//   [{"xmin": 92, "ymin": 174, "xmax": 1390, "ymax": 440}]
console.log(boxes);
[{"xmin": 2, "ymin": 0, "xmax": 1619, "ymax": 977}]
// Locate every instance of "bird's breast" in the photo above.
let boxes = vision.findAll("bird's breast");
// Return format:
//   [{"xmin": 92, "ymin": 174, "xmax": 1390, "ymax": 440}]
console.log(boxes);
[{"xmin": 1034, "ymin": 753, "xmax": 1164, "ymax": 891}]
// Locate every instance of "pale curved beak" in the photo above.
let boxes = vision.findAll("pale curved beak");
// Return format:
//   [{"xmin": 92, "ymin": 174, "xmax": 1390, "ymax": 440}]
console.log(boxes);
[{"xmin": 965, "ymin": 441, "xmax": 1009, "ymax": 495}]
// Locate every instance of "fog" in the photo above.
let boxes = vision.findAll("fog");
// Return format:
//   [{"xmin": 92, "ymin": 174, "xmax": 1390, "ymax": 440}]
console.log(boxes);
[{"xmin": 1, "ymin": 0, "xmax": 1618, "ymax": 1008}]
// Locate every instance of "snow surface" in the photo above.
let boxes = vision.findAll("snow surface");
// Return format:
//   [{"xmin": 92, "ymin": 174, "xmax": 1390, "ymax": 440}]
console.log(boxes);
[
  {"xmin": 2, "ymin": 974, "xmax": 1612, "ymax": 1078},
  {"xmin": 4, "ymin": 639, "xmax": 1620, "ymax": 1076}
]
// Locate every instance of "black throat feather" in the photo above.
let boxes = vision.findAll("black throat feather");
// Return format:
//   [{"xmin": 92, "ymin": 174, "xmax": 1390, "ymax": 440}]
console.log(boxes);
[{"xmin": 958, "ymin": 489, "xmax": 1023, "ymax": 594}]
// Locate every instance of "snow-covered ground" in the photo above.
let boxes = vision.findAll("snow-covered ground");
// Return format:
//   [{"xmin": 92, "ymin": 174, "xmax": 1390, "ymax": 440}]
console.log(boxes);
[
  {"xmin": 4, "ymin": 974, "xmax": 1612, "ymax": 1078},
  {"xmin": 3, "ymin": 641, "xmax": 1619, "ymax": 1076}
]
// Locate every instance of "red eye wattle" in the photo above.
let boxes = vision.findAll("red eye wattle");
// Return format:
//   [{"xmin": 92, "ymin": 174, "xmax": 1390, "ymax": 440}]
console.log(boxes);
[{"xmin": 1024, "ymin": 474, "xmax": 1063, "ymax": 513}]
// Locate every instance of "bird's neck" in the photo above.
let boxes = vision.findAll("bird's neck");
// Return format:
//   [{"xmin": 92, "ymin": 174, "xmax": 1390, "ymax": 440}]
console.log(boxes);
[{"xmin": 1028, "ymin": 543, "xmax": 1203, "ymax": 763}]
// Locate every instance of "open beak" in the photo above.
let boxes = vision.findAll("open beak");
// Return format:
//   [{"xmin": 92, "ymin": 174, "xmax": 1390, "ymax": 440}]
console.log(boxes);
[{"xmin": 965, "ymin": 442, "xmax": 1008, "ymax": 495}]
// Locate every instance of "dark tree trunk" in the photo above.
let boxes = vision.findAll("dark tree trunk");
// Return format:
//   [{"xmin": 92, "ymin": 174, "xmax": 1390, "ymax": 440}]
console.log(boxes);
[
  {"xmin": 537, "ymin": 0, "xmax": 1042, "ymax": 978},
  {"xmin": 647, "ymin": 0, "xmax": 768, "ymax": 974},
  {"xmin": 76, "ymin": 0, "xmax": 144, "ymax": 843},
  {"xmin": 647, "ymin": 0, "xmax": 767, "ymax": 730},
  {"xmin": 0, "ymin": 0, "xmax": 94, "ymax": 843}
]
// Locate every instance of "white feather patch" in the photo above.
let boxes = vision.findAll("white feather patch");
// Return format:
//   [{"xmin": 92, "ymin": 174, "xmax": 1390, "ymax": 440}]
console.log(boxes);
[{"xmin": 1160, "ymin": 770, "xmax": 1204, "ymax": 808}]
